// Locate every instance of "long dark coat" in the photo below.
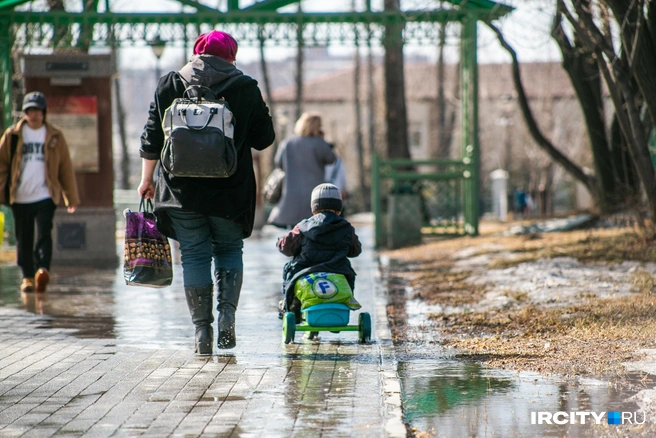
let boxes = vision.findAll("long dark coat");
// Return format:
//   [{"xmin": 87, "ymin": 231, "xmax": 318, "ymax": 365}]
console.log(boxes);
[{"xmin": 140, "ymin": 58, "xmax": 275, "ymax": 239}]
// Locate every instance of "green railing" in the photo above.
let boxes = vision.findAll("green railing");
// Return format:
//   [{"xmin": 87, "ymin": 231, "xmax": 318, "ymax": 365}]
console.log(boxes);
[{"xmin": 371, "ymin": 156, "xmax": 475, "ymax": 248}]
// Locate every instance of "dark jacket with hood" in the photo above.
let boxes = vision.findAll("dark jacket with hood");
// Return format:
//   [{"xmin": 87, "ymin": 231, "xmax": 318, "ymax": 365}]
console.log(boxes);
[
  {"xmin": 277, "ymin": 212, "xmax": 362, "ymax": 309},
  {"xmin": 140, "ymin": 54, "xmax": 275, "ymax": 239}
]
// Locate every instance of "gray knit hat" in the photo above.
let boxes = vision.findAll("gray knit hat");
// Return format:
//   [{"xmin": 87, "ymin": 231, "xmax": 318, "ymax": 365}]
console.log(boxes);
[{"xmin": 311, "ymin": 183, "xmax": 342, "ymax": 213}]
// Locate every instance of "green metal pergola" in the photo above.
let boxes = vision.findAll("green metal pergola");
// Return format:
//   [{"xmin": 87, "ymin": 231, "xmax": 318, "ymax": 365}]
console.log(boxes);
[{"xmin": 0, "ymin": 0, "xmax": 512, "ymax": 236}]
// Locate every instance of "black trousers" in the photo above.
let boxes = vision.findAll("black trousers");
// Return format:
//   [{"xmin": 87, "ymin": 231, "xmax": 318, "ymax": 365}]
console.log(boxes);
[{"xmin": 11, "ymin": 198, "xmax": 57, "ymax": 278}]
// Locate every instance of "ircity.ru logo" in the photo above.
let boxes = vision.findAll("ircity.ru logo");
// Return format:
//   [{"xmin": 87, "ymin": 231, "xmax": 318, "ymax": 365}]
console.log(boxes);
[{"xmin": 531, "ymin": 411, "xmax": 645, "ymax": 425}]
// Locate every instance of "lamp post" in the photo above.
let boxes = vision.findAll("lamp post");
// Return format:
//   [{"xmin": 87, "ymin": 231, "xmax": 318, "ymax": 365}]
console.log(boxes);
[{"xmin": 149, "ymin": 37, "xmax": 166, "ymax": 81}]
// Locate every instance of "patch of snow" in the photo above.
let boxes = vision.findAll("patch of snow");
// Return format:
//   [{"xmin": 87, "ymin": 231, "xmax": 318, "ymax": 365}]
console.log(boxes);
[{"xmin": 461, "ymin": 257, "xmax": 656, "ymax": 312}]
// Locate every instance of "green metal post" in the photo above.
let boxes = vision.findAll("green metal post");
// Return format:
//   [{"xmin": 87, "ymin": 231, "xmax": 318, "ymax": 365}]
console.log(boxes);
[
  {"xmin": 0, "ymin": 20, "xmax": 12, "ymax": 132},
  {"xmin": 460, "ymin": 16, "xmax": 479, "ymax": 236},
  {"xmin": 0, "ymin": 19, "xmax": 15, "ymax": 245},
  {"xmin": 372, "ymin": 154, "xmax": 384, "ymax": 248}
]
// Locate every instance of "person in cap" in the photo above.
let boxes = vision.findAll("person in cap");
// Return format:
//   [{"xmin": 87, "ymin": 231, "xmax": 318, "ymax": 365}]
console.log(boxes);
[
  {"xmin": 277, "ymin": 183, "xmax": 362, "ymax": 321},
  {"xmin": 138, "ymin": 30, "xmax": 275, "ymax": 354},
  {"xmin": 0, "ymin": 91, "xmax": 80, "ymax": 293}
]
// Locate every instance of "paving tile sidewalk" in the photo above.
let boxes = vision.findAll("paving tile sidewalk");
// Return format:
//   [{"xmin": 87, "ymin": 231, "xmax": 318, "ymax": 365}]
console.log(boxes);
[{"xmin": 0, "ymin": 222, "xmax": 405, "ymax": 437}]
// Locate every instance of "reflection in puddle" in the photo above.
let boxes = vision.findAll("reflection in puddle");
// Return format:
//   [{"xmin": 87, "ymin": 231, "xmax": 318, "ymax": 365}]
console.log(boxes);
[
  {"xmin": 0, "ymin": 233, "xmax": 293, "ymax": 350},
  {"xmin": 399, "ymin": 356, "xmax": 656, "ymax": 437},
  {"xmin": 401, "ymin": 362, "xmax": 513, "ymax": 421}
]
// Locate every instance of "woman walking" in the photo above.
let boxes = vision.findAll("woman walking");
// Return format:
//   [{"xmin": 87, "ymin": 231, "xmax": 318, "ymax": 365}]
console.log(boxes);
[
  {"xmin": 267, "ymin": 112, "xmax": 336, "ymax": 229},
  {"xmin": 138, "ymin": 30, "xmax": 275, "ymax": 354}
]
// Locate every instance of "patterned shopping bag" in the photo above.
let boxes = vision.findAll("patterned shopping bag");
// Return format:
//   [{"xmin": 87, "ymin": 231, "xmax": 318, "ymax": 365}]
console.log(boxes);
[{"xmin": 123, "ymin": 198, "xmax": 173, "ymax": 287}]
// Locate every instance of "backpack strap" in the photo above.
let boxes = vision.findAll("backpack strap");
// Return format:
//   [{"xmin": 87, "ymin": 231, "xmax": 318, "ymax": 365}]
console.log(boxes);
[{"xmin": 176, "ymin": 73, "xmax": 214, "ymax": 102}]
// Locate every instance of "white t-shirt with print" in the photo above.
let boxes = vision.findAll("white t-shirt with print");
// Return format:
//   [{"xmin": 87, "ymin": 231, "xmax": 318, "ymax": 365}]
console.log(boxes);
[{"xmin": 14, "ymin": 124, "xmax": 51, "ymax": 204}]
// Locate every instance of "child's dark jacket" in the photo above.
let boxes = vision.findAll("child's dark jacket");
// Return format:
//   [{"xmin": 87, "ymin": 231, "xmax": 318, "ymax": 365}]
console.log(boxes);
[{"xmin": 277, "ymin": 212, "xmax": 361, "ymax": 308}]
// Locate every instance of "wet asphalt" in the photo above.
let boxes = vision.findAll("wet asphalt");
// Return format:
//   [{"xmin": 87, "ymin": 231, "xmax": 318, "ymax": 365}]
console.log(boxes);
[{"xmin": 0, "ymin": 219, "xmax": 405, "ymax": 437}]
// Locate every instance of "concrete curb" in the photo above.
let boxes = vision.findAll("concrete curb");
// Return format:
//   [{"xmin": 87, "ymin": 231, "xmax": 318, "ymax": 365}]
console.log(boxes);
[{"xmin": 374, "ymin": 254, "xmax": 407, "ymax": 437}]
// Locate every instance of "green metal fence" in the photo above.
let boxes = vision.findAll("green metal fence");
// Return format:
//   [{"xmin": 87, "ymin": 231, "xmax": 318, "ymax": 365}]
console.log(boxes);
[{"xmin": 371, "ymin": 156, "xmax": 475, "ymax": 249}]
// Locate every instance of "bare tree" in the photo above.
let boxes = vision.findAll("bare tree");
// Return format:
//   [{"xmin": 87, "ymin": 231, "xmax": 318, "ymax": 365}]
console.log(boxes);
[
  {"xmin": 486, "ymin": 22, "xmax": 597, "ymax": 199},
  {"xmin": 258, "ymin": 27, "xmax": 278, "ymax": 168},
  {"xmin": 294, "ymin": 3, "xmax": 304, "ymax": 123},
  {"xmin": 47, "ymin": 0, "xmax": 70, "ymax": 49},
  {"xmin": 383, "ymin": 0, "xmax": 410, "ymax": 159},
  {"xmin": 551, "ymin": 10, "xmax": 612, "ymax": 207},
  {"xmin": 365, "ymin": 21, "xmax": 376, "ymax": 210},
  {"xmin": 352, "ymin": 12, "xmax": 367, "ymax": 212},
  {"xmin": 78, "ymin": 0, "xmax": 100, "ymax": 51},
  {"xmin": 558, "ymin": 0, "xmax": 656, "ymax": 227},
  {"xmin": 434, "ymin": 13, "xmax": 457, "ymax": 158}
]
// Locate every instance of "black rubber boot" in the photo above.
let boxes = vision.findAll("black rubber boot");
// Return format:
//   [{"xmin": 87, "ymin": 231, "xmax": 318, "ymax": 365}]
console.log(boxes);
[
  {"xmin": 216, "ymin": 269, "xmax": 243, "ymax": 349},
  {"xmin": 184, "ymin": 284, "xmax": 214, "ymax": 355}
]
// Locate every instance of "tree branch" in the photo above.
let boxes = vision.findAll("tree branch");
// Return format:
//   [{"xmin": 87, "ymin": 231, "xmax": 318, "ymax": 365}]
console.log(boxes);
[{"xmin": 485, "ymin": 21, "xmax": 596, "ymax": 196}]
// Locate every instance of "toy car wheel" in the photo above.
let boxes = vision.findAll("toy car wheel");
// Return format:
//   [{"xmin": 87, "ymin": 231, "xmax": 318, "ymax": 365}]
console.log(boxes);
[
  {"xmin": 358, "ymin": 312, "xmax": 371, "ymax": 344},
  {"xmin": 283, "ymin": 312, "xmax": 296, "ymax": 344}
]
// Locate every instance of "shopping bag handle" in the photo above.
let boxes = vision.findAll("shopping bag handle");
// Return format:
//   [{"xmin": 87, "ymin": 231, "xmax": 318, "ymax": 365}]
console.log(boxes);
[{"xmin": 139, "ymin": 196, "xmax": 154, "ymax": 213}]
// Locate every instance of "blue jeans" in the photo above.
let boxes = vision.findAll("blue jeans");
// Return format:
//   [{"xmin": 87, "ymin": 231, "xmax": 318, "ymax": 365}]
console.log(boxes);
[{"xmin": 167, "ymin": 209, "xmax": 244, "ymax": 287}]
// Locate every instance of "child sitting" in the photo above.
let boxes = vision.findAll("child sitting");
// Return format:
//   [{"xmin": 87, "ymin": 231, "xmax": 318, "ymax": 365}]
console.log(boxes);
[{"xmin": 277, "ymin": 183, "xmax": 362, "ymax": 321}]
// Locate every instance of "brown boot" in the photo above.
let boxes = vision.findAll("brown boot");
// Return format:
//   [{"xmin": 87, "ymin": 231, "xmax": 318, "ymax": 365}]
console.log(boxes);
[
  {"xmin": 35, "ymin": 268, "xmax": 50, "ymax": 293},
  {"xmin": 20, "ymin": 278, "xmax": 35, "ymax": 293}
]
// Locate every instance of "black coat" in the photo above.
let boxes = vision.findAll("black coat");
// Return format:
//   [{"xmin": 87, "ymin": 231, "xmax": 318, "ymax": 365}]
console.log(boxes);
[
  {"xmin": 140, "ymin": 71, "xmax": 275, "ymax": 239},
  {"xmin": 277, "ymin": 212, "xmax": 362, "ymax": 308}
]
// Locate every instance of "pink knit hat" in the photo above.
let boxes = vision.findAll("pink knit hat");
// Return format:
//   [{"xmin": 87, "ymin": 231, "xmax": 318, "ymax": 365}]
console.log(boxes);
[{"xmin": 193, "ymin": 31, "xmax": 238, "ymax": 62}]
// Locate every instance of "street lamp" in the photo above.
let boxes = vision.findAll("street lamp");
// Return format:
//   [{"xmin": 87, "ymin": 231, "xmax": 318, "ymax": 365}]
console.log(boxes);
[{"xmin": 149, "ymin": 36, "xmax": 166, "ymax": 81}]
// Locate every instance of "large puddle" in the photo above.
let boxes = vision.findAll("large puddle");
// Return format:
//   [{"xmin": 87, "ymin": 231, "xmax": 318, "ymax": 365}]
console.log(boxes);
[
  {"xmin": 396, "ymin": 298, "xmax": 656, "ymax": 437},
  {"xmin": 0, "ymin": 233, "xmax": 289, "ymax": 348}
]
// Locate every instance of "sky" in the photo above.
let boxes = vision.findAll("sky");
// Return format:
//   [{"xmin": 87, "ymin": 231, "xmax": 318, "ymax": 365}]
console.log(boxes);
[{"xmin": 104, "ymin": 0, "xmax": 561, "ymax": 68}]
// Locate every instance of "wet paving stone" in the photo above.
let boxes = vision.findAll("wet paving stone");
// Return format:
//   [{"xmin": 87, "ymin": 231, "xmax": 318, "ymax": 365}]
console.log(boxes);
[{"xmin": 0, "ymin": 223, "xmax": 404, "ymax": 437}]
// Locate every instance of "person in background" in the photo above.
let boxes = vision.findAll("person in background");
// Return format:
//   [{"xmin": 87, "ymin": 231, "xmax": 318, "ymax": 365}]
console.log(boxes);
[
  {"xmin": 0, "ymin": 91, "xmax": 80, "ymax": 293},
  {"xmin": 514, "ymin": 187, "xmax": 527, "ymax": 218},
  {"xmin": 324, "ymin": 144, "xmax": 347, "ymax": 217},
  {"xmin": 267, "ymin": 112, "xmax": 336, "ymax": 229},
  {"xmin": 139, "ymin": 30, "xmax": 275, "ymax": 354}
]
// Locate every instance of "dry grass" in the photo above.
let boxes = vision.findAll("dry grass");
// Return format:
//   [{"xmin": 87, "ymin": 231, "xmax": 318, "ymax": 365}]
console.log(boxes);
[
  {"xmin": 487, "ymin": 228, "xmax": 656, "ymax": 269},
  {"xmin": 385, "ymin": 238, "xmax": 486, "ymax": 307},
  {"xmin": 383, "ymin": 222, "xmax": 656, "ymax": 378},
  {"xmin": 438, "ymin": 295, "xmax": 656, "ymax": 376}
]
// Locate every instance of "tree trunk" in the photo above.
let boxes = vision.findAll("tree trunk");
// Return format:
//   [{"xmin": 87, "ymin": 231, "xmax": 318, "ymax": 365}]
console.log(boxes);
[
  {"xmin": 47, "ymin": 0, "xmax": 70, "ymax": 49},
  {"xmin": 113, "ymin": 71, "xmax": 130, "ymax": 190},
  {"xmin": 107, "ymin": 4, "xmax": 129, "ymax": 190},
  {"xmin": 383, "ymin": 0, "xmax": 410, "ymax": 159},
  {"xmin": 352, "ymin": 7, "xmax": 366, "ymax": 213},
  {"xmin": 258, "ymin": 27, "xmax": 278, "ymax": 169},
  {"xmin": 365, "ymin": 23, "xmax": 375, "ymax": 210},
  {"xmin": 605, "ymin": 0, "xmax": 656, "ymax": 130},
  {"xmin": 552, "ymin": 14, "xmax": 620, "ymax": 212},
  {"xmin": 435, "ymin": 20, "xmax": 451, "ymax": 158},
  {"xmin": 77, "ymin": 0, "xmax": 99, "ymax": 51},
  {"xmin": 609, "ymin": 115, "xmax": 640, "ymax": 201},
  {"xmin": 443, "ymin": 60, "xmax": 459, "ymax": 159},
  {"xmin": 559, "ymin": 0, "xmax": 656, "ymax": 223},
  {"xmin": 294, "ymin": 4, "xmax": 304, "ymax": 123}
]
